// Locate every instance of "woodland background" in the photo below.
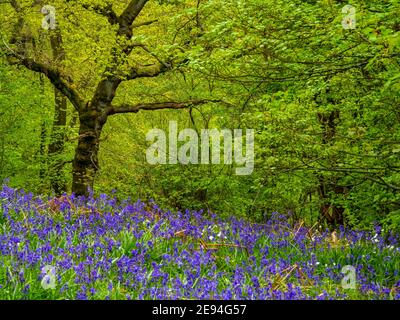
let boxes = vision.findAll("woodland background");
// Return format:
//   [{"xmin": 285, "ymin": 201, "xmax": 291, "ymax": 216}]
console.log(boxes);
[{"xmin": 0, "ymin": 0, "xmax": 399, "ymax": 231}]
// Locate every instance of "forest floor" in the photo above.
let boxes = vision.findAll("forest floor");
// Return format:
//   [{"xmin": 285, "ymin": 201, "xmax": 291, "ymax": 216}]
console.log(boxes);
[{"xmin": 0, "ymin": 185, "xmax": 399, "ymax": 300}]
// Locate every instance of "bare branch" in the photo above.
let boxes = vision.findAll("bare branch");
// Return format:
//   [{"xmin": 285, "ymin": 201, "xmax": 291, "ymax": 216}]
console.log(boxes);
[
  {"xmin": 366, "ymin": 175, "xmax": 400, "ymax": 191},
  {"xmin": 129, "ymin": 42, "xmax": 171, "ymax": 70},
  {"xmin": 132, "ymin": 19, "xmax": 158, "ymax": 28},
  {"xmin": 108, "ymin": 99, "xmax": 228, "ymax": 115}
]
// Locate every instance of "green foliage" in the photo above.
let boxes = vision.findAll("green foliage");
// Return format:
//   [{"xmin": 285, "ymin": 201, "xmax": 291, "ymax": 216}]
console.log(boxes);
[{"xmin": 0, "ymin": 0, "xmax": 399, "ymax": 231}]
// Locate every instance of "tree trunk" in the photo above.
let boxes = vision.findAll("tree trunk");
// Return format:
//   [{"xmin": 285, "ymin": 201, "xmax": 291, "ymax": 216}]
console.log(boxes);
[
  {"xmin": 48, "ymin": 29, "xmax": 68, "ymax": 195},
  {"xmin": 317, "ymin": 175, "xmax": 345, "ymax": 228},
  {"xmin": 72, "ymin": 108, "xmax": 107, "ymax": 196},
  {"xmin": 48, "ymin": 89, "xmax": 67, "ymax": 195},
  {"xmin": 317, "ymin": 110, "xmax": 345, "ymax": 228}
]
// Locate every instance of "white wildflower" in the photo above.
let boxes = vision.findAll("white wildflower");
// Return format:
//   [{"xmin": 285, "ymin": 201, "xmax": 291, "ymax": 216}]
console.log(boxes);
[{"xmin": 41, "ymin": 265, "xmax": 56, "ymax": 290}]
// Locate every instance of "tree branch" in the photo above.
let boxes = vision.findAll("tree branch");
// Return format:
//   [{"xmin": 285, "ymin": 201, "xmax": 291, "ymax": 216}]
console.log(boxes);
[
  {"xmin": 89, "ymin": 0, "xmax": 151, "ymax": 107},
  {"xmin": 83, "ymin": 3, "xmax": 118, "ymax": 25},
  {"xmin": 132, "ymin": 19, "xmax": 158, "ymax": 28},
  {"xmin": 108, "ymin": 99, "xmax": 228, "ymax": 115},
  {"xmin": 118, "ymin": 0, "xmax": 150, "ymax": 38},
  {"xmin": 63, "ymin": 1, "xmax": 118, "ymax": 24},
  {"xmin": 125, "ymin": 62, "xmax": 171, "ymax": 80},
  {"xmin": 2, "ymin": 0, "xmax": 85, "ymax": 111},
  {"xmin": 17, "ymin": 56, "xmax": 85, "ymax": 111},
  {"xmin": 9, "ymin": 0, "xmax": 21, "ymax": 11},
  {"xmin": 366, "ymin": 175, "xmax": 400, "ymax": 191},
  {"xmin": 130, "ymin": 42, "xmax": 171, "ymax": 69}
]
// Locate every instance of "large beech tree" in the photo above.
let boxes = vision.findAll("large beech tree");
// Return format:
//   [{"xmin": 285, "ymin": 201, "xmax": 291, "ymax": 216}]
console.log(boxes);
[{"xmin": 2, "ymin": 0, "xmax": 221, "ymax": 195}]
